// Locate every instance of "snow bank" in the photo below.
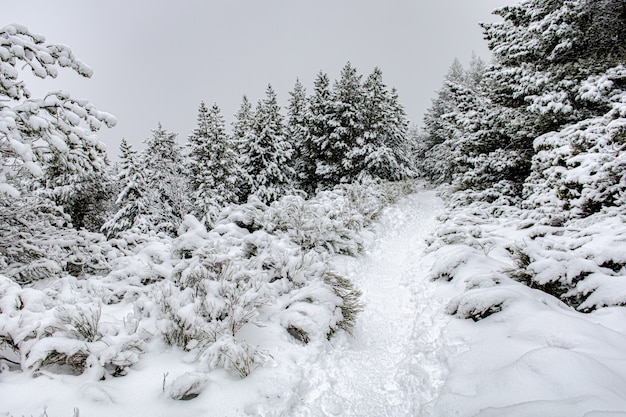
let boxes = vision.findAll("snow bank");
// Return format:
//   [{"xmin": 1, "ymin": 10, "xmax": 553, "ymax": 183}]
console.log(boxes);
[{"xmin": 428, "ymin": 176, "xmax": 626, "ymax": 415}]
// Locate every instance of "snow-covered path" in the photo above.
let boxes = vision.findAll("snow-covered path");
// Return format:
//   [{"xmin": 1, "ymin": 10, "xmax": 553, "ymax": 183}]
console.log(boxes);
[{"xmin": 293, "ymin": 189, "xmax": 449, "ymax": 416}]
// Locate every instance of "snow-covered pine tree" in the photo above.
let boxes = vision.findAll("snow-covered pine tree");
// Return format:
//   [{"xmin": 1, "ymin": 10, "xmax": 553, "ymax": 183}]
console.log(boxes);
[
  {"xmin": 0, "ymin": 24, "xmax": 116, "ymax": 199},
  {"xmin": 40, "ymin": 155, "xmax": 116, "ymax": 232},
  {"xmin": 357, "ymin": 68, "xmax": 412, "ymax": 181},
  {"xmin": 320, "ymin": 62, "xmax": 365, "ymax": 187},
  {"xmin": 232, "ymin": 95, "xmax": 256, "ymax": 202},
  {"xmin": 420, "ymin": 58, "xmax": 471, "ymax": 183},
  {"xmin": 439, "ymin": 0, "xmax": 626, "ymax": 195},
  {"xmin": 287, "ymin": 79, "xmax": 310, "ymax": 191},
  {"xmin": 0, "ymin": 24, "xmax": 116, "ymax": 283},
  {"xmin": 142, "ymin": 123, "xmax": 189, "ymax": 236},
  {"xmin": 482, "ymin": 0, "xmax": 626, "ymax": 141},
  {"xmin": 247, "ymin": 85, "xmax": 295, "ymax": 203},
  {"xmin": 420, "ymin": 54, "xmax": 531, "ymax": 192},
  {"xmin": 101, "ymin": 139, "xmax": 153, "ymax": 238},
  {"xmin": 304, "ymin": 71, "xmax": 334, "ymax": 193},
  {"xmin": 187, "ymin": 102, "xmax": 240, "ymax": 226},
  {"xmin": 422, "ymin": 58, "xmax": 464, "ymax": 152},
  {"xmin": 387, "ymin": 87, "xmax": 414, "ymax": 177}
]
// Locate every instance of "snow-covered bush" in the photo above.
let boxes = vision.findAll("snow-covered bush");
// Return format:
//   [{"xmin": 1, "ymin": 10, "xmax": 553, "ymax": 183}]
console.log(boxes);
[
  {"xmin": 265, "ymin": 179, "xmax": 408, "ymax": 254},
  {"xmin": 154, "ymin": 182, "xmax": 402, "ymax": 378},
  {"xmin": 429, "ymin": 177, "xmax": 626, "ymax": 318},
  {"xmin": 0, "ymin": 194, "xmax": 115, "ymax": 284},
  {"xmin": 2, "ymin": 172, "xmax": 403, "ymax": 385},
  {"xmin": 157, "ymin": 195, "xmax": 366, "ymax": 377},
  {"xmin": 0, "ymin": 275, "xmax": 148, "ymax": 378},
  {"xmin": 166, "ymin": 372, "xmax": 212, "ymax": 401}
]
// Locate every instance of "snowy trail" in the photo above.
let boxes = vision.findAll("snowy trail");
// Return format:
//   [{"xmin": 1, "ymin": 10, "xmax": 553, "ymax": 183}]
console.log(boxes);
[{"xmin": 292, "ymin": 189, "xmax": 449, "ymax": 417}]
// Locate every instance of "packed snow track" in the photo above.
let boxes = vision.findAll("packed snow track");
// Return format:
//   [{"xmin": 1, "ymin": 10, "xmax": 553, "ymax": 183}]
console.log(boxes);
[{"xmin": 291, "ymin": 189, "xmax": 449, "ymax": 416}]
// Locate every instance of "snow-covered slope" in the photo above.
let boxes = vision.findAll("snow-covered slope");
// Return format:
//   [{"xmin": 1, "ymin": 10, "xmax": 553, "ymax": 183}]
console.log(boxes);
[{"xmin": 427, "ymin": 192, "xmax": 626, "ymax": 417}]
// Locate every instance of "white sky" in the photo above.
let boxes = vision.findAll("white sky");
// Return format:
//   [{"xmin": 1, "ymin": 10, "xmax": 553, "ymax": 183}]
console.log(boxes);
[{"xmin": 4, "ymin": 0, "xmax": 517, "ymax": 157}]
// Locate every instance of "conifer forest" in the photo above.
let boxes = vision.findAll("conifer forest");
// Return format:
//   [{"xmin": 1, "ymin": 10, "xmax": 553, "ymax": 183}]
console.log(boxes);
[{"xmin": 1, "ymin": 1, "xmax": 626, "ymax": 416}]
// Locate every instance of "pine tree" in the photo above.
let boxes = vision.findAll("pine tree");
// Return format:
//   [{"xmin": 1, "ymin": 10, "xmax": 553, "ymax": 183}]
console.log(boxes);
[
  {"xmin": 102, "ymin": 139, "xmax": 152, "ymax": 238},
  {"xmin": 232, "ymin": 96, "xmax": 256, "ymax": 202},
  {"xmin": 287, "ymin": 79, "xmax": 309, "ymax": 190},
  {"xmin": 420, "ymin": 56, "xmax": 529, "ymax": 190},
  {"xmin": 316, "ymin": 62, "xmax": 365, "ymax": 188},
  {"xmin": 248, "ymin": 85, "xmax": 295, "ymax": 203},
  {"xmin": 41, "ymin": 158, "xmax": 116, "ymax": 232},
  {"xmin": 0, "ymin": 24, "xmax": 118, "ymax": 282},
  {"xmin": 187, "ymin": 102, "xmax": 240, "ymax": 225},
  {"xmin": 482, "ymin": 0, "xmax": 626, "ymax": 138},
  {"xmin": 304, "ymin": 71, "xmax": 334, "ymax": 193},
  {"xmin": 142, "ymin": 123, "xmax": 189, "ymax": 236},
  {"xmin": 358, "ymin": 68, "xmax": 412, "ymax": 181},
  {"xmin": 420, "ymin": 59, "xmax": 467, "ymax": 183},
  {"xmin": 0, "ymin": 24, "xmax": 116, "ymax": 198},
  {"xmin": 422, "ymin": 58, "xmax": 466, "ymax": 159}
]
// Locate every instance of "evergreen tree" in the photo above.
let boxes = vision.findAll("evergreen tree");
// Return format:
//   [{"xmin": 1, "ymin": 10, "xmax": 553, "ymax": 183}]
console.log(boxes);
[
  {"xmin": 315, "ymin": 62, "xmax": 365, "ymax": 188},
  {"xmin": 358, "ymin": 68, "xmax": 412, "ymax": 181},
  {"xmin": 142, "ymin": 123, "xmax": 189, "ymax": 236},
  {"xmin": 102, "ymin": 139, "xmax": 152, "ymax": 238},
  {"xmin": 420, "ymin": 59, "xmax": 469, "ymax": 183},
  {"xmin": 422, "ymin": 58, "xmax": 465, "ymax": 153},
  {"xmin": 0, "ymin": 24, "xmax": 116, "ymax": 198},
  {"xmin": 287, "ymin": 79, "xmax": 309, "ymax": 190},
  {"xmin": 41, "ymin": 159, "xmax": 116, "ymax": 232},
  {"xmin": 232, "ymin": 95, "xmax": 256, "ymax": 201},
  {"xmin": 187, "ymin": 102, "xmax": 240, "ymax": 225},
  {"xmin": 248, "ymin": 85, "xmax": 295, "ymax": 203},
  {"xmin": 482, "ymin": 0, "xmax": 626, "ymax": 139},
  {"xmin": 0, "ymin": 24, "xmax": 118, "ymax": 281},
  {"xmin": 420, "ymin": 54, "xmax": 531, "ymax": 191},
  {"xmin": 304, "ymin": 71, "xmax": 334, "ymax": 193}
]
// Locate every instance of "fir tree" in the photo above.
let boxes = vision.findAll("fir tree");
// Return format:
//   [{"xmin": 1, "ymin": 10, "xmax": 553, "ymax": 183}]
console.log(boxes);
[
  {"xmin": 0, "ymin": 24, "xmax": 118, "ymax": 281},
  {"xmin": 482, "ymin": 0, "xmax": 626, "ymax": 137},
  {"xmin": 142, "ymin": 123, "xmax": 189, "ymax": 236},
  {"xmin": 248, "ymin": 85, "xmax": 295, "ymax": 203},
  {"xmin": 0, "ymin": 24, "xmax": 116, "ymax": 198},
  {"xmin": 420, "ymin": 56, "xmax": 528, "ymax": 189},
  {"xmin": 41, "ymin": 159, "xmax": 116, "ymax": 232},
  {"xmin": 358, "ymin": 68, "xmax": 412, "ymax": 181},
  {"xmin": 422, "ymin": 58, "xmax": 466, "ymax": 162},
  {"xmin": 232, "ymin": 95, "xmax": 256, "ymax": 201},
  {"xmin": 187, "ymin": 102, "xmax": 240, "ymax": 225},
  {"xmin": 304, "ymin": 71, "xmax": 334, "ymax": 193},
  {"xmin": 287, "ymin": 79, "xmax": 309, "ymax": 190},
  {"xmin": 316, "ymin": 62, "xmax": 365, "ymax": 188},
  {"xmin": 102, "ymin": 139, "xmax": 152, "ymax": 238}
]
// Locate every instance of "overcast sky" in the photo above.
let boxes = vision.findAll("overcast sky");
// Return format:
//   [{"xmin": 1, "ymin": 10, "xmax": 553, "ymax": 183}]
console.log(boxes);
[{"xmin": 5, "ymin": 0, "xmax": 517, "ymax": 158}]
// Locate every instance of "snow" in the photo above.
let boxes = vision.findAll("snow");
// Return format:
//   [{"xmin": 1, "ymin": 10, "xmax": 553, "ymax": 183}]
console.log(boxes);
[
  {"xmin": 257, "ymin": 189, "xmax": 449, "ymax": 416},
  {"xmin": 3, "ymin": 187, "xmax": 626, "ymax": 416}
]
